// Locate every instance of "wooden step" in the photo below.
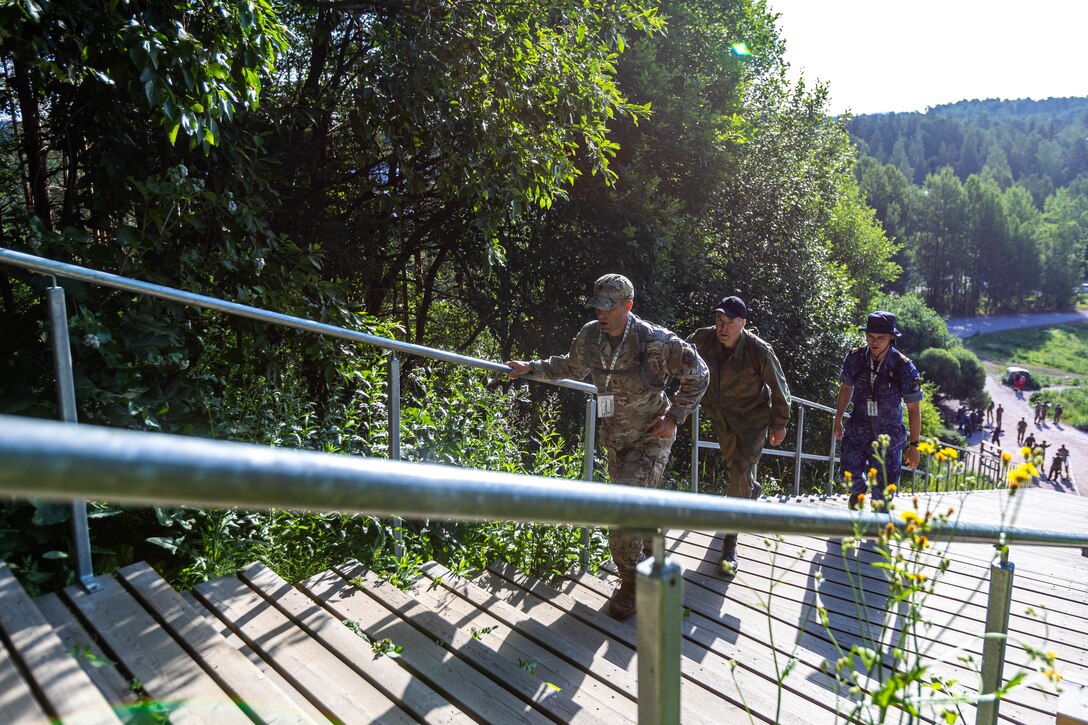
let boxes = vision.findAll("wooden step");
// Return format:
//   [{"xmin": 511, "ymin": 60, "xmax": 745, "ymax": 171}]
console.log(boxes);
[
  {"xmin": 300, "ymin": 563, "xmax": 551, "ymax": 723},
  {"xmin": 0, "ymin": 562, "xmax": 119, "ymax": 724},
  {"xmin": 116, "ymin": 562, "xmax": 316, "ymax": 725},
  {"xmin": 236, "ymin": 561, "xmax": 466, "ymax": 724},
  {"xmin": 63, "ymin": 573, "xmax": 251, "ymax": 724},
  {"xmin": 404, "ymin": 561, "xmax": 637, "ymax": 721},
  {"xmin": 192, "ymin": 567, "xmax": 415, "ymax": 723}
]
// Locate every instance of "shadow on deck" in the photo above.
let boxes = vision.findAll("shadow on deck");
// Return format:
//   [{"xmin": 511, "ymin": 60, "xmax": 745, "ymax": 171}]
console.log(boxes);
[{"xmin": 1, "ymin": 488, "xmax": 1086, "ymax": 724}]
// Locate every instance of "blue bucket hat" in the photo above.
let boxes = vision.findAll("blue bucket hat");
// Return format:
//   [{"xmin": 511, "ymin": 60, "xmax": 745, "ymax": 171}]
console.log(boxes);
[{"xmin": 859, "ymin": 311, "xmax": 901, "ymax": 337}]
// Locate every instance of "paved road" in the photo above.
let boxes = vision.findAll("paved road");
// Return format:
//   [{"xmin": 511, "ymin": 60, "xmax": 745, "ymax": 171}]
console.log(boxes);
[
  {"xmin": 946, "ymin": 311, "xmax": 1087, "ymax": 496},
  {"xmin": 945, "ymin": 309, "xmax": 1088, "ymax": 337}
]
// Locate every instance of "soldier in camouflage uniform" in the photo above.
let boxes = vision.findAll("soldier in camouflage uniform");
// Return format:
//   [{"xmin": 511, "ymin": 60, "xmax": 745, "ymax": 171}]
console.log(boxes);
[
  {"xmin": 686, "ymin": 295, "xmax": 791, "ymax": 575},
  {"xmin": 834, "ymin": 312, "xmax": 923, "ymax": 510},
  {"xmin": 505, "ymin": 274, "xmax": 708, "ymax": 620}
]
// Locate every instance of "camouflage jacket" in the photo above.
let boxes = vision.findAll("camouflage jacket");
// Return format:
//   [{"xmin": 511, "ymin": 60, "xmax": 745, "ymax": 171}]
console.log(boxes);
[
  {"xmin": 531, "ymin": 314, "xmax": 709, "ymax": 447},
  {"xmin": 688, "ymin": 327, "xmax": 792, "ymax": 446}
]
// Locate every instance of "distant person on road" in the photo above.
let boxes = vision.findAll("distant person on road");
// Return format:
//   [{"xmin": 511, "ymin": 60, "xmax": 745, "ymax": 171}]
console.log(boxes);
[
  {"xmin": 686, "ymin": 295, "xmax": 791, "ymax": 576},
  {"xmin": 1033, "ymin": 402, "xmax": 1043, "ymax": 425},
  {"xmin": 986, "ymin": 401, "xmax": 994, "ymax": 425},
  {"xmin": 1041, "ymin": 401, "xmax": 1050, "ymax": 425},
  {"xmin": 1048, "ymin": 446, "xmax": 1068, "ymax": 481},
  {"xmin": 1016, "ymin": 417, "xmax": 1028, "ymax": 444},
  {"xmin": 1053, "ymin": 403, "xmax": 1064, "ymax": 426},
  {"xmin": 990, "ymin": 426, "xmax": 1001, "ymax": 445},
  {"xmin": 1057, "ymin": 444, "xmax": 1071, "ymax": 477},
  {"xmin": 505, "ymin": 273, "xmax": 709, "ymax": 620},
  {"xmin": 995, "ymin": 404, "xmax": 1004, "ymax": 429},
  {"xmin": 1024, "ymin": 433, "xmax": 1037, "ymax": 451},
  {"xmin": 834, "ymin": 312, "xmax": 922, "ymax": 511}
]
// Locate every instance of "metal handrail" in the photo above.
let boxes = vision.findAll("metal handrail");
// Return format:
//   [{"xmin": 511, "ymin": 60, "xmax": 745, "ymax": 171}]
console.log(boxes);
[
  {"xmin": 691, "ymin": 394, "xmax": 1006, "ymax": 497},
  {"xmin": 0, "ymin": 247, "xmax": 596, "ymax": 394},
  {"xmin": 0, "ymin": 246, "xmax": 601, "ymax": 571},
  {"xmin": 2, "ymin": 414, "xmax": 1085, "ymax": 724},
  {"xmin": 3, "ymin": 415, "xmax": 1085, "ymax": 547}
]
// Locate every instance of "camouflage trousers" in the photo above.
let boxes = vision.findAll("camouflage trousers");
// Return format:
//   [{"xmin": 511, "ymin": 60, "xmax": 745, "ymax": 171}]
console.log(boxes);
[
  {"xmin": 606, "ymin": 438, "xmax": 673, "ymax": 580},
  {"xmin": 716, "ymin": 428, "xmax": 767, "ymax": 499}
]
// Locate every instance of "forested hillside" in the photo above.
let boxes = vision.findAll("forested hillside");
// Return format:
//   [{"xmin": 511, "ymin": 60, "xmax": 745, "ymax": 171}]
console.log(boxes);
[
  {"xmin": 0, "ymin": 0, "xmax": 898, "ymax": 588},
  {"xmin": 849, "ymin": 98, "xmax": 1088, "ymax": 314}
]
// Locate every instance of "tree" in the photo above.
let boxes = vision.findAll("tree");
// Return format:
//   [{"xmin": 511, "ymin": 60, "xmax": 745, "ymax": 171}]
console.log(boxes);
[
  {"xmin": 915, "ymin": 348, "xmax": 960, "ymax": 398},
  {"xmin": 910, "ymin": 168, "xmax": 969, "ymax": 313},
  {"xmin": 265, "ymin": 1, "xmax": 664, "ymax": 344},
  {"xmin": 1037, "ymin": 189, "xmax": 1088, "ymax": 308}
]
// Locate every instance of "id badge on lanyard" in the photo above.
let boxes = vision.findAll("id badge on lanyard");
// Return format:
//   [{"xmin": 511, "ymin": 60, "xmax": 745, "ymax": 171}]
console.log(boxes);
[
  {"xmin": 598, "ymin": 317, "xmax": 633, "ymax": 419},
  {"xmin": 867, "ymin": 355, "xmax": 883, "ymax": 418}
]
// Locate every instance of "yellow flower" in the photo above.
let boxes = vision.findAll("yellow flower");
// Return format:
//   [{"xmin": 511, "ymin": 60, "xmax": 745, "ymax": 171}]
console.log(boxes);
[
  {"xmin": 935, "ymin": 452, "xmax": 946, "ymax": 463},
  {"xmin": 867, "ymin": 467, "xmax": 878, "ymax": 480},
  {"xmin": 857, "ymin": 492, "xmax": 866, "ymax": 503},
  {"xmin": 1021, "ymin": 446, "xmax": 1032, "ymax": 459},
  {"xmin": 917, "ymin": 441, "xmax": 936, "ymax": 455},
  {"xmin": 901, "ymin": 510, "xmax": 922, "ymax": 524},
  {"xmin": 939, "ymin": 447, "xmax": 958, "ymax": 460},
  {"xmin": 1001, "ymin": 451, "xmax": 1012, "ymax": 464},
  {"xmin": 844, "ymin": 470, "xmax": 853, "ymax": 481},
  {"xmin": 886, "ymin": 484, "xmax": 897, "ymax": 494}
]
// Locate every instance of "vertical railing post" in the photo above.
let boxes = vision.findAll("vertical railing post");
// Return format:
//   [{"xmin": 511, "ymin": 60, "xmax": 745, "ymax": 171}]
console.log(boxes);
[
  {"xmin": 828, "ymin": 414, "xmax": 837, "ymax": 496},
  {"xmin": 793, "ymin": 404, "xmax": 805, "ymax": 496},
  {"xmin": 47, "ymin": 283, "xmax": 100, "ymax": 593},
  {"xmin": 637, "ymin": 533, "xmax": 682, "ymax": 724},
  {"xmin": 690, "ymin": 404, "xmax": 700, "ymax": 495},
  {"xmin": 388, "ymin": 356, "xmax": 404, "ymax": 559},
  {"xmin": 978, "ymin": 543, "xmax": 1014, "ymax": 725},
  {"xmin": 580, "ymin": 395, "xmax": 597, "ymax": 571}
]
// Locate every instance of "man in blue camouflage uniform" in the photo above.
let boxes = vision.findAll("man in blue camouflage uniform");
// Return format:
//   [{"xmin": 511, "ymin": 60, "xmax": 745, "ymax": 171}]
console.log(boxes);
[
  {"xmin": 505, "ymin": 274, "xmax": 709, "ymax": 619},
  {"xmin": 833, "ymin": 312, "xmax": 923, "ymax": 510}
]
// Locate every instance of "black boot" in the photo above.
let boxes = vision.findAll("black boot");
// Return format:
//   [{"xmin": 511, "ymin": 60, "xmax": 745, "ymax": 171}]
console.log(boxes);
[
  {"xmin": 751, "ymin": 481, "xmax": 763, "ymax": 499},
  {"xmin": 719, "ymin": 534, "xmax": 739, "ymax": 577}
]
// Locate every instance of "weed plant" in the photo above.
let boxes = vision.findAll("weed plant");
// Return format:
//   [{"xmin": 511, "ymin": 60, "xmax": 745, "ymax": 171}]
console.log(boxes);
[{"xmin": 737, "ymin": 437, "xmax": 1063, "ymax": 723}]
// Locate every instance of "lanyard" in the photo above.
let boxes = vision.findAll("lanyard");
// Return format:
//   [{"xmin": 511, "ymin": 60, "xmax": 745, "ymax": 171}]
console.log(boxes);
[
  {"xmin": 868, "ymin": 352, "xmax": 885, "ymax": 400},
  {"xmin": 599, "ymin": 315, "xmax": 633, "ymax": 391}
]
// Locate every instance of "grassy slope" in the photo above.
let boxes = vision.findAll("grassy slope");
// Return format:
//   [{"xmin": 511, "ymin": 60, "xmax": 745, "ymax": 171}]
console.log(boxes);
[{"xmin": 964, "ymin": 322, "xmax": 1088, "ymax": 430}]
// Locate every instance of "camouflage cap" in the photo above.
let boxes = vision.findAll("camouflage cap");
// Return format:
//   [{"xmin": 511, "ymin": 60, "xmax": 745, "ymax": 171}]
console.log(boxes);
[{"xmin": 585, "ymin": 274, "xmax": 635, "ymax": 310}]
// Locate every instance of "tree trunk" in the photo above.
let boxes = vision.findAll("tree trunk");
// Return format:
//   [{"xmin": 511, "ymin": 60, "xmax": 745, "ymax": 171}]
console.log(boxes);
[{"xmin": 12, "ymin": 59, "xmax": 51, "ymax": 229}]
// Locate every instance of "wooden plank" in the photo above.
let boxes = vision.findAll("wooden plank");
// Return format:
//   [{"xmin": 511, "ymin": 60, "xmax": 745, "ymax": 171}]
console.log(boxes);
[
  {"xmin": 180, "ymin": 592, "xmax": 328, "ymax": 725},
  {"xmin": 0, "ymin": 563, "xmax": 119, "ymax": 724},
  {"xmin": 116, "ymin": 562, "xmax": 316, "ymax": 725},
  {"xmin": 236, "ymin": 562, "xmax": 467, "ymax": 725},
  {"xmin": 416, "ymin": 562, "xmax": 640, "ymax": 700},
  {"xmin": 398, "ymin": 561, "xmax": 638, "ymax": 722},
  {"xmin": 193, "ymin": 572, "xmax": 414, "ymax": 723},
  {"xmin": 0, "ymin": 636, "xmax": 48, "ymax": 724},
  {"xmin": 478, "ymin": 563, "xmax": 802, "ymax": 725},
  {"xmin": 35, "ymin": 593, "xmax": 136, "ymax": 708},
  {"xmin": 63, "ymin": 574, "xmax": 250, "ymax": 725},
  {"xmin": 669, "ymin": 530, "xmax": 1088, "ymax": 670},
  {"xmin": 300, "ymin": 564, "xmax": 551, "ymax": 724},
  {"xmin": 667, "ymin": 531, "xmax": 1088, "ymax": 680},
  {"xmin": 653, "ymin": 533, "xmax": 1059, "ymax": 723}
]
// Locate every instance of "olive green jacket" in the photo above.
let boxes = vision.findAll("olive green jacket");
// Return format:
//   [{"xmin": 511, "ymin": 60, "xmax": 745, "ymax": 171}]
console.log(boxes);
[{"xmin": 687, "ymin": 327, "xmax": 791, "ymax": 445}]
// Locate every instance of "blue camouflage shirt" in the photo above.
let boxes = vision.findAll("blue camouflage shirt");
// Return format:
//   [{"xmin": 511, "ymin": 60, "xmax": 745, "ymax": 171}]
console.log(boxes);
[{"xmin": 839, "ymin": 346, "xmax": 923, "ymax": 448}]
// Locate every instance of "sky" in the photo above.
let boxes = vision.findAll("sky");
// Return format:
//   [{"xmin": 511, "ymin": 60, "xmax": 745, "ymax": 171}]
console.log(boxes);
[{"xmin": 767, "ymin": 0, "xmax": 1088, "ymax": 116}]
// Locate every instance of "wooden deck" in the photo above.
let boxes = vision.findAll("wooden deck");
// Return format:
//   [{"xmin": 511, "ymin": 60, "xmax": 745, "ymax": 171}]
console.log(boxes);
[{"xmin": 0, "ymin": 487, "xmax": 1085, "ymax": 723}]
